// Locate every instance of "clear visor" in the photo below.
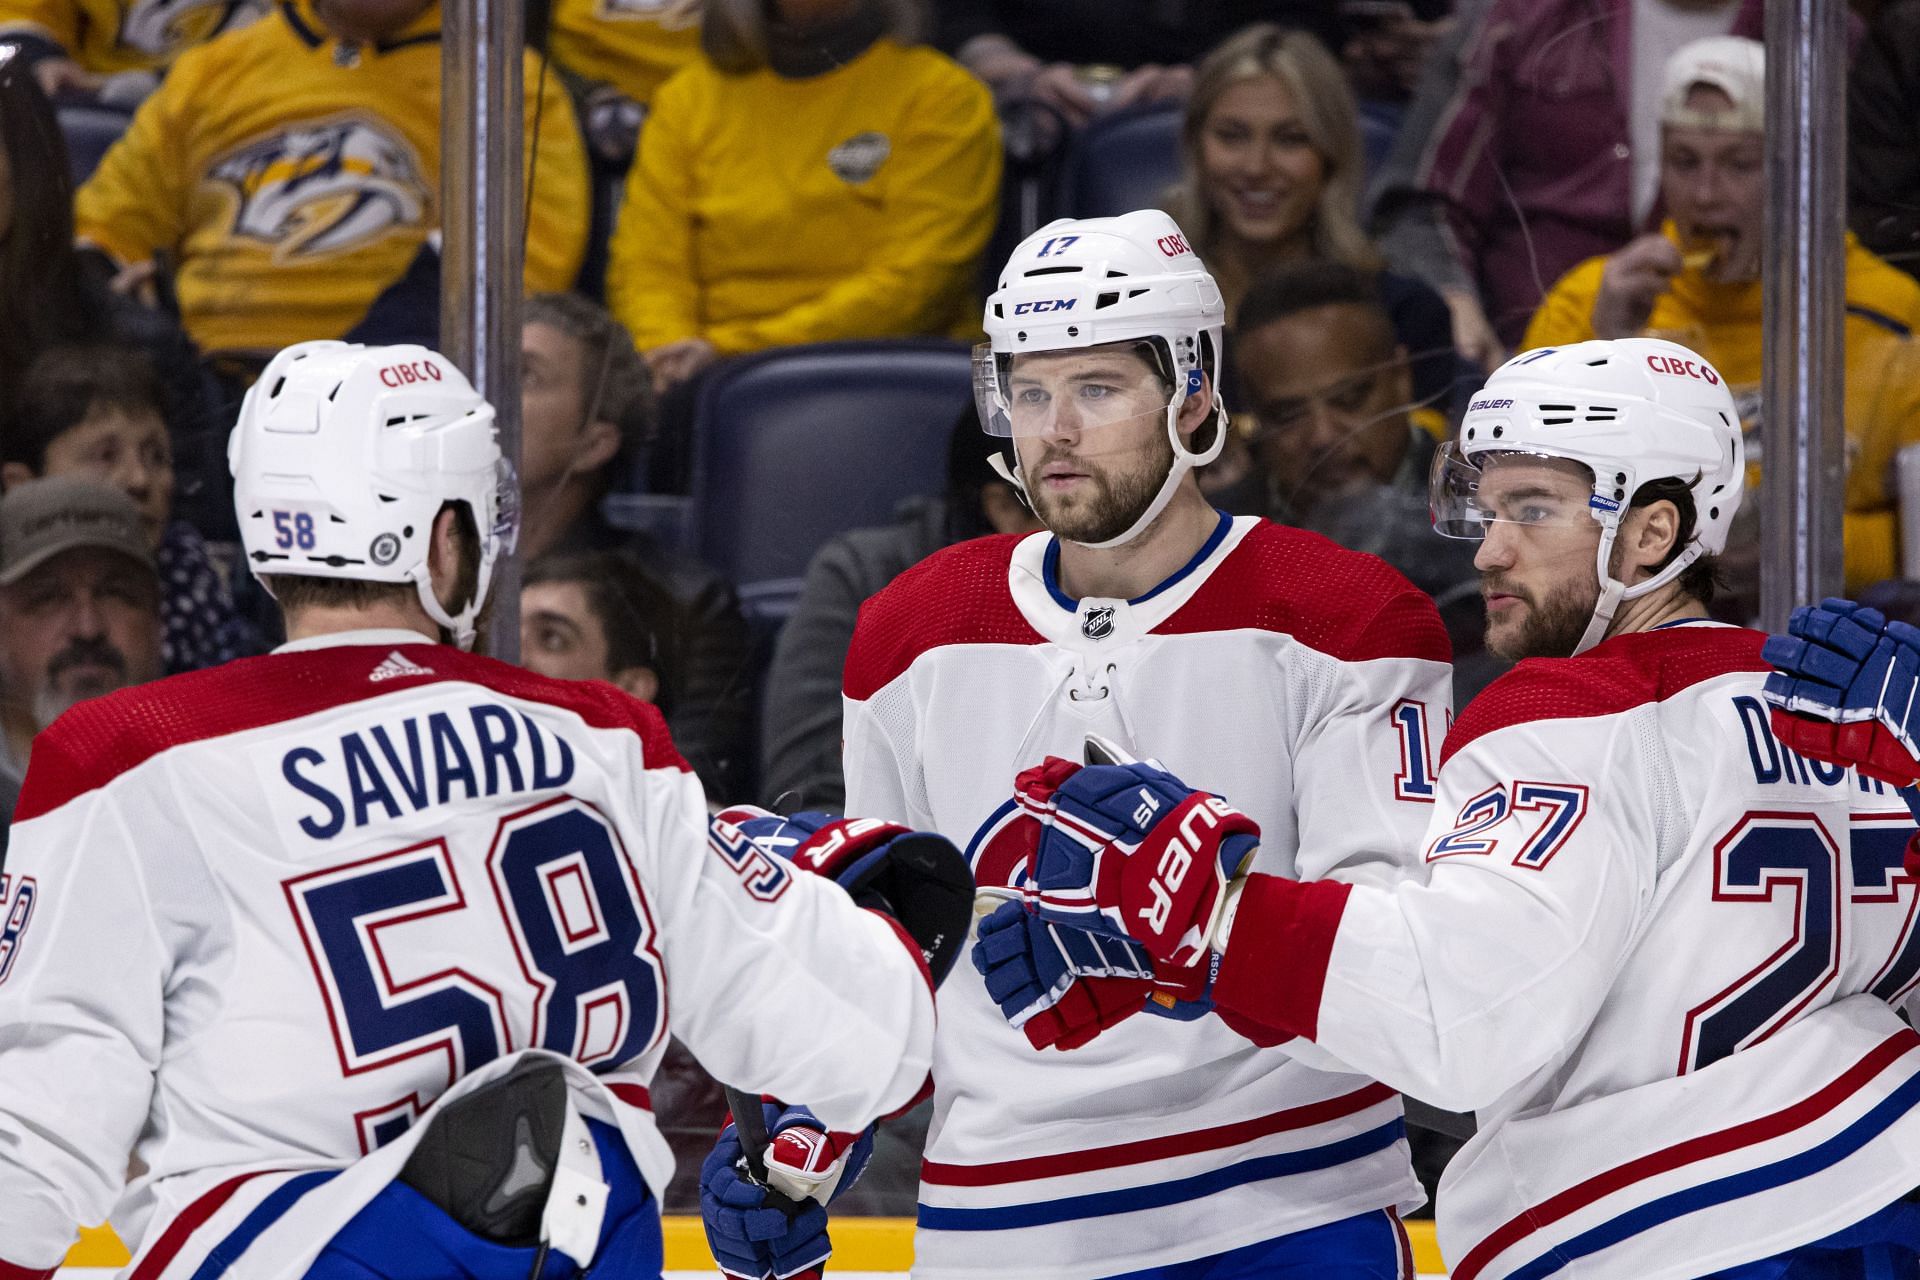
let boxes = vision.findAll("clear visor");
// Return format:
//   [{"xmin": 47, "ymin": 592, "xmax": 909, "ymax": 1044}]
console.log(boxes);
[
  {"xmin": 492, "ymin": 456, "xmax": 521, "ymax": 556},
  {"xmin": 972, "ymin": 343, "xmax": 1182, "ymax": 440},
  {"xmin": 1429, "ymin": 442, "xmax": 1608, "ymax": 540}
]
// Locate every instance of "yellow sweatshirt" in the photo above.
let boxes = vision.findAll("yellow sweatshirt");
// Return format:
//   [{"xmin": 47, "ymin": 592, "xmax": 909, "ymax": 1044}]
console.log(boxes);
[
  {"xmin": 546, "ymin": 0, "xmax": 699, "ymax": 105},
  {"xmin": 608, "ymin": 38, "xmax": 1001, "ymax": 355},
  {"xmin": 1524, "ymin": 226, "xmax": 1920, "ymax": 589},
  {"xmin": 74, "ymin": 0, "xmax": 589, "ymax": 357},
  {"xmin": 0, "ymin": 0, "xmax": 260, "ymax": 74}
]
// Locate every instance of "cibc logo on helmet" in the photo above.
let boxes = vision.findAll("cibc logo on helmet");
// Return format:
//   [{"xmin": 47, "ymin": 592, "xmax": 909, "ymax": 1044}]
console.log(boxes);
[
  {"xmin": 378, "ymin": 360, "xmax": 445, "ymax": 388},
  {"xmin": 1645, "ymin": 354, "xmax": 1721, "ymax": 385}
]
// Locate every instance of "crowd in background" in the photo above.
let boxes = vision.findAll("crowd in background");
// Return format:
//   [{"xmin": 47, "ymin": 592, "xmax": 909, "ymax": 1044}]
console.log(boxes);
[{"xmin": 1, "ymin": 0, "xmax": 1918, "ymax": 1215}]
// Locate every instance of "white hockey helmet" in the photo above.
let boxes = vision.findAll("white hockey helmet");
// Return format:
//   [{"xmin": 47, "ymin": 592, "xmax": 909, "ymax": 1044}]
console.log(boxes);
[
  {"xmin": 977, "ymin": 209, "xmax": 1229, "ymax": 549},
  {"xmin": 228, "ymin": 340, "xmax": 517, "ymax": 650},
  {"xmin": 1430, "ymin": 337, "xmax": 1744, "ymax": 654}
]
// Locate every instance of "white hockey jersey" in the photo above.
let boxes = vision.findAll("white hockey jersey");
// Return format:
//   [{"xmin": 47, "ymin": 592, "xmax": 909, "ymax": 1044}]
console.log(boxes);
[
  {"xmin": 1211, "ymin": 620, "xmax": 1920, "ymax": 1279},
  {"xmin": 841, "ymin": 514, "xmax": 1453, "ymax": 1279},
  {"xmin": 0, "ymin": 629, "xmax": 935, "ymax": 1279}
]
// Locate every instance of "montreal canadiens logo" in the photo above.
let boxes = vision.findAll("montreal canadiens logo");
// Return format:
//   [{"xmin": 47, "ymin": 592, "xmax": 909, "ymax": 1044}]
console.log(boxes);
[
  {"xmin": 1081, "ymin": 605, "xmax": 1116, "ymax": 640},
  {"xmin": 369, "ymin": 533, "xmax": 402, "ymax": 565},
  {"xmin": 211, "ymin": 118, "xmax": 430, "ymax": 261}
]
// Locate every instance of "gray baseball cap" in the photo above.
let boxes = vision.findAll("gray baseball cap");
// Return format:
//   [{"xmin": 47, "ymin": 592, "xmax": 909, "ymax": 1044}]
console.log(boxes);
[{"xmin": 0, "ymin": 477, "xmax": 157, "ymax": 586}]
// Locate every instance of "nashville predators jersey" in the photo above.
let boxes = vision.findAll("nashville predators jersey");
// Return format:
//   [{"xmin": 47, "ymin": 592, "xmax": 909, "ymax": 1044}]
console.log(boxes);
[
  {"xmin": 0, "ymin": 0, "xmax": 262, "ymax": 74},
  {"xmin": 74, "ymin": 0, "xmax": 588, "ymax": 357}
]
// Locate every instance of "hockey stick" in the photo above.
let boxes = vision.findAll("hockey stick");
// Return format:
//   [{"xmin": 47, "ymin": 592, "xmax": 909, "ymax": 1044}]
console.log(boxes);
[{"xmin": 720, "ymin": 1085, "xmax": 825, "ymax": 1279}]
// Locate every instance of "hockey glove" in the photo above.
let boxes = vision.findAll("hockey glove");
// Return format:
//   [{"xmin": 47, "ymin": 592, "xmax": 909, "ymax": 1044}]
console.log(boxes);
[
  {"xmin": 972, "ymin": 899, "xmax": 1157, "ymax": 1049},
  {"xmin": 715, "ymin": 807, "xmax": 974, "ymax": 985},
  {"xmin": 1016, "ymin": 756, "xmax": 1260, "ymax": 968},
  {"xmin": 1762, "ymin": 599, "xmax": 1920, "ymax": 793},
  {"xmin": 700, "ymin": 1101, "xmax": 874, "ymax": 1280}
]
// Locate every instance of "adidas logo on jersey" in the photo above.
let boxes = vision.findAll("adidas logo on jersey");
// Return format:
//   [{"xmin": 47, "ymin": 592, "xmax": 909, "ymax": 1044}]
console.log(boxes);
[{"xmin": 369, "ymin": 650, "xmax": 433, "ymax": 682}]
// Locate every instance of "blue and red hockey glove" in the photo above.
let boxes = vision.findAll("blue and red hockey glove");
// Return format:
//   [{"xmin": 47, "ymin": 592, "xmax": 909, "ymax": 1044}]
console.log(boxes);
[
  {"xmin": 973, "ymin": 898, "xmax": 1156, "ymax": 1049},
  {"xmin": 1763, "ymin": 599, "xmax": 1920, "ymax": 806},
  {"xmin": 1015, "ymin": 756, "xmax": 1260, "ymax": 968},
  {"xmin": 700, "ymin": 1101, "xmax": 874, "ymax": 1280},
  {"xmin": 714, "ymin": 806, "xmax": 973, "ymax": 985}
]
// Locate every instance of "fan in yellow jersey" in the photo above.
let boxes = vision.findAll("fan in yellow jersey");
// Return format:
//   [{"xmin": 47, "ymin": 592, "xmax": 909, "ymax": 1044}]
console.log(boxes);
[
  {"xmin": 545, "ymin": 0, "xmax": 698, "ymax": 109},
  {"xmin": 607, "ymin": 0, "xmax": 1001, "ymax": 392},
  {"xmin": 73, "ymin": 0, "xmax": 589, "ymax": 361},
  {"xmin": 1524, "ymin": 35, "xmax": 1920, "ymax": 596},
  {"xmin": 0, "ymin": 0, "xmax": 262, "ymax": 96}
]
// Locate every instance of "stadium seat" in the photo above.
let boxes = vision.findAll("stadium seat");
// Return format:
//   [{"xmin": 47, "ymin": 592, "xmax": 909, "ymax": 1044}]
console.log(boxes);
[
  {"xmin": 684, "ymin": 339, "xmax": 973, "ymax": 622},
  {"xmin": 1056, "ymin": 102, "xmax": 1184, "ymax": 220},
  {"xmin": 57, "ymin": 103, "xmax": 133, "ymax": 185}
]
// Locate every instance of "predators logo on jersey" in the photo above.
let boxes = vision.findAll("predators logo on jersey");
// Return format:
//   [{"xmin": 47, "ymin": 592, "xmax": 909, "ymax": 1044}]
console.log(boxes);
[
  {"xmin": 210, "ymin": 118, "xmax": 430, "ymax": 262},
  {"xmin": 116, "ymin": 0, "xmax": 260, "ymax": 58}
]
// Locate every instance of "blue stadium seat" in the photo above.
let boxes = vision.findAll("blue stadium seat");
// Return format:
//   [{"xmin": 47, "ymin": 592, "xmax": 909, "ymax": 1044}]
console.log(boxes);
[
  {"xmin": 1056, "ymin": 102, "xmax": 1185, "ymax": 220},
  {"xmin": 57, "ymin": 103, "xmax": 133, "ymax": 185},
  {"xmin": 685, "ymin": 339, "xmax": 973, "ymax": 622}
]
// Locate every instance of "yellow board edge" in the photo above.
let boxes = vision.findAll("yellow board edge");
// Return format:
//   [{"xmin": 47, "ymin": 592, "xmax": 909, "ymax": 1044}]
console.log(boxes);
[{"xmin": 71, "ymin": 1217, "xmax": 1449, "ymax": 1274}]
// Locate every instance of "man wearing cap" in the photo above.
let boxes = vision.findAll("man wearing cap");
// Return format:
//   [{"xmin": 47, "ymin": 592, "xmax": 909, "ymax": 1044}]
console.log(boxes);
[
  {"xmin": 0, "ymin": 477, "xmax": 163, "ymax": 845},
  {"xmin": 1524, "ymin": 34, "xmax": 1920, "ymax": 599}
]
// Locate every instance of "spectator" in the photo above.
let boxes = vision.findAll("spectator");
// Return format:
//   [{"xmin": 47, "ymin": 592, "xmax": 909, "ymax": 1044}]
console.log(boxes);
[
  {"xmin": 545, "ymin": 0, "xmax": 700, "ymax": 165},
  {"xmin": 608, "ymin": 0, "xmax": 1001, "ymax": 393},
  {"xmin": 1371, "ymin": 0, "xmax": 1765, "ymax": 361},
  {"xmin": 72, "ymin": 0, "xmax": 589, "ymax": 365},
  {"xmin": 938, "ymin": 1, "xmax": 1451, "ymax": 129},
  {"xmin": 519, "ymin": 293, "xmax": 752, "ymax": 799},
  {"xmin": 759, "ymin": 408, "xmax": 1040, "ymax": 811},
  {"xmin": 1234, "ymin": 260, "xmax": 1493, "ymax": 701},
  {"xmin": 1525, "ymin": 35, "xmax": 1920, "ymax": 599},
  {"xmin": 0, "ymin": 476, "xmax": 162, "ymax": 846},
  {"xmin": 0, "ymin": 0, "xmax": 261, "ymax": 101},
  {"xmin": 1850, "ymin": 0, "xmax": 1920, "ymax": 281},
  {"xmin": 1166, "ymin": 22, "xmax": 1458, "ymax": 427},
  {"xmin": 0, "ymin": 56, "xmax": 224, "ymax": 530},
  {"xmin": 520, "ymin": 549, "xmax": 667, "ymax": 702},
  {"xmin": 3, "ymin": 345, "xmax": 263, "ymax": 672}
]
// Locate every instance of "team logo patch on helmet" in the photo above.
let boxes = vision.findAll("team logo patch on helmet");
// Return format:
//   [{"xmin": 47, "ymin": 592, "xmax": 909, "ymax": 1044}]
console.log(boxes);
[
  {"xmin": 211, "ymin": 118, "xmax": 430, "ymax": 261},
  {"xmin": 1081, "ymin": 605, "xmax": 1116, "ymax": 640},
  {"xmin": 827, "ymin": 132, "xmax": 890, "ymax": 185},
  {"xmin": 369, "ymin": 532, "xmax": 402, "ymax": 565}
]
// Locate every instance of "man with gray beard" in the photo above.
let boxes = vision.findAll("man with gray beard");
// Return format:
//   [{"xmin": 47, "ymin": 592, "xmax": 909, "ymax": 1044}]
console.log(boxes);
[{"xmin": 0, "ymin": 477, "xmax": 162, "ymax": 849}]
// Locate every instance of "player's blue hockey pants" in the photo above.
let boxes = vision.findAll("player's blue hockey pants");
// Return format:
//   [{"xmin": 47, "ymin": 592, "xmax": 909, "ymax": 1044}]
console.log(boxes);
[
  {"xmin": 303, "ymin": 1119, "xmax": 662, "ymax": 1280},
  {"xmin": 1701, "ymin": 1196, "xmax": 1920, "ymax": 1280},
  {"xmin": 1104, "ymin": 1206, "xmax": 1414, "ymax": 1279}
]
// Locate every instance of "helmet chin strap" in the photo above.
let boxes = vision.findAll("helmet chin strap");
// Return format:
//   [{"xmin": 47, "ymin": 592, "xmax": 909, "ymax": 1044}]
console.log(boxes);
[
  {"xmin": 414, "ymin": 560, "xmax": 493, "ymax": 652},
  {"xmin": 1572, "ymin": 523, "xmax": 1707, "ymax": 656},
  {"xmin": 993, "ymin": 381, "xmax": 1227, "ymax": 553}
]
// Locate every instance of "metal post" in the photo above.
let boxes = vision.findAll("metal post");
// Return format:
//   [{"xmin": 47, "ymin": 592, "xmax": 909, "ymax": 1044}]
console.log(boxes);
[
  {"xmin": 1759, "ymin": 0, "xmax": 1847, "ymax": 630},
  {"xmin": 442, "ymin": 0, "xmax": 525, "ymax": 660}
]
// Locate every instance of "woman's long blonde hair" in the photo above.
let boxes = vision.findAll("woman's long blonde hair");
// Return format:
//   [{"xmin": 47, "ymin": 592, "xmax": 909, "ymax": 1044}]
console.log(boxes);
[
  {"xmin": 702, "ymin": 0, "xmax": 928, "ymax": 74},
  {"xmin": 1167, "ymin": 23, "xmax": 1382, "ymax": 278}
]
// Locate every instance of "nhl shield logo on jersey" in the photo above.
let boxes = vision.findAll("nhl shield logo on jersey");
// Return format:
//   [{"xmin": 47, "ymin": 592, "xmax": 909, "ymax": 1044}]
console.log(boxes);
[
  {"xmin": 117, "ymin": 0, "xmax": 258, "ymax": 57},
  {"xmin": 1081, "ymin": 604, "xmax": 1116, "ymax": 640},
  {"xmin": 827, "ymin": 132, "xmax": 890, "ymax": 185},
  {"xmin": 210, "ymin": 118, "xmax": 430, "ymax": 261}
]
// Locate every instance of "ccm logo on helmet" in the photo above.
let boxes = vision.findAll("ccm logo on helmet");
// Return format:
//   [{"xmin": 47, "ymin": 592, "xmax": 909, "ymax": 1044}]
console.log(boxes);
[
  {"xmin": 1013, "ymin": 298, "xmax": 1077, "ymax": 315},
  {"xmin": 378, "ymin": 360, "xmax": 446, "ymax": 388},
  {"xmin": 1646, "ymin": 354, "xmax": 1720, "ymax": 385},
  {"xmin": 1156, "ymin": 233, "xmax": 1193, "ymax": 258}
]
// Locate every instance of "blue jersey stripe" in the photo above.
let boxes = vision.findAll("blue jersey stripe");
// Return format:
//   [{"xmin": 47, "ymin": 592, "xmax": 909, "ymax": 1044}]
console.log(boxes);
[
  {"xmin": 916, "ymin": 1116, "xmax": 1404, "ymax": 1232},
  {"xmin": 187, "ymin": 1169, "xmax": 338, "ymax": 1280},
  {"xmin": 1041, "ymin": 509, "xmax": 1233, "ymax": 612},
  {"xmin": 1505, "ymin": 1068, "xmax": 1920, "ymax": 1279}
]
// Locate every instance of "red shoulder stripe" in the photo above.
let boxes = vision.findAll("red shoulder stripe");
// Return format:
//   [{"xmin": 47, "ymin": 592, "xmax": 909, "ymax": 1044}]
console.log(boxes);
[
  {"xmin": 842, "ymin": 534, "xmax": 1043, "ymax": 701},
  {"xmin": 1153, "ymin": 522, "xmax": 1452, "ymax": 665},
  {"xmin": 14, "ymin": 645, "xmax": 686, "ymax": 822},
  {"xmin": 1441, "ymin": 626, "xmax": 1768, "ymax": 768}
]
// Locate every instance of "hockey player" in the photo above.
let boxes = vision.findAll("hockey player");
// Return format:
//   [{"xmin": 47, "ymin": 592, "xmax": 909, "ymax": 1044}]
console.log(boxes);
[
  {"xmin": 0, "ymin": 340, "xmax": 966, "ymax": 1280},
  {"xmin": 702, "ymin": 210, "xmax": 1455, "ymax": 1278},
  {"xmin": 1009, "ymin": 339, "xmax": 1920, "ymax": 1278}
]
